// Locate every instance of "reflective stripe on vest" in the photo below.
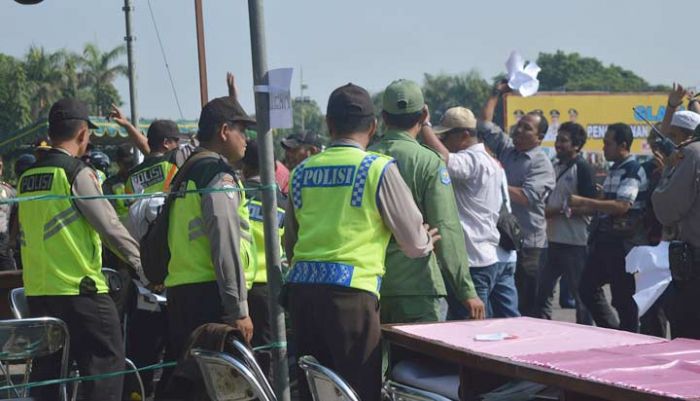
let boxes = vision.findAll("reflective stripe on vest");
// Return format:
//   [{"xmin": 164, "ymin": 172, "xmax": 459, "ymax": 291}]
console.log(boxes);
[
  {"xmin": 18, "ymin": 165, "xmax": 107, "ymax": 296},
  {"xmin": 246, "ymin": 198, "xmax": 285, "ymax": 284},
  {"xmin": 286, "ymin": 147, "xmax": 393, "ymax": 297},
  {"xmin": 166, "ymin": 179, "xmax": 255, "ymax": 288}
]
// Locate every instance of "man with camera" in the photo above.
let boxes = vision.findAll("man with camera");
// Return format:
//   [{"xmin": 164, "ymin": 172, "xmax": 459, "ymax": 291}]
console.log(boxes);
[{"xmin": 651, "ymin": 116, "xmax": 700, "ymax": 339}]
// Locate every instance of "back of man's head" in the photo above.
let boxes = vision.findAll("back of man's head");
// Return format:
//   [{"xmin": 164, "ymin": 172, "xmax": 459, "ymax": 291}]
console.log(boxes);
[
  {"xmin": 48, "ymin": 98, "xmax": 97, "ymax": 142},
  {"xmin": 326, "ymin": 83, "xmax": 375, "ymax": 137},
  {"xmin": 382, "ymin": 79, "xmax": 425, "ymax": 130},
  {"xmin": 147, "ymin": 120, "xmax": 180, "ymax": 152}
]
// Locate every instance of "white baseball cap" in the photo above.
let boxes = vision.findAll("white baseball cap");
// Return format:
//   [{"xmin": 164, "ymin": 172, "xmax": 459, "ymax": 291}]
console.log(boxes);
[{"xmin": 670, "ymin": 110, "xmax": 700, "ymax": 131}]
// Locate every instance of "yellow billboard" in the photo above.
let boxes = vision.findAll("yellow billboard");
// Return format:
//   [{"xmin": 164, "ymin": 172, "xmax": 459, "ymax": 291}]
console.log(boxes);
[{"xmin": 504, "ymin": 92, "xmax": 670, "ymax": 155}]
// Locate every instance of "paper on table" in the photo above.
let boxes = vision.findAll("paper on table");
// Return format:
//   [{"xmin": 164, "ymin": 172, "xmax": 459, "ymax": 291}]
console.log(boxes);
[
  {"xmin": 625, "ymin": 241, "xmax": 672, "ymax": 316},
  {"xmin": 505, "ymin": 51, "xmax": 540, "ymax": 97}
]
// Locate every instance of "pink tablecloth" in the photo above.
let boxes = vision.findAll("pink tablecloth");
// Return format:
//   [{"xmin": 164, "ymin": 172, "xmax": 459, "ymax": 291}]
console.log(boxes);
[
  {"xmin": 393, "ymin": 317, "xmax": 700, "ymax": 399},
  {"xmin": 394, "ymin": 317, "xmax": 663, "ymax": 358},
  {"xmin": 513, "ymin": 339, "xmax": 700, "ymax": 399}
]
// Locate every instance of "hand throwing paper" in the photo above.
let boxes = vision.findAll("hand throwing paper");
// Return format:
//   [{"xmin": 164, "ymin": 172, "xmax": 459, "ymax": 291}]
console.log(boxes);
[{"xmin": 505, "ymin": 51, "xmax": 541, "ymax": 98}]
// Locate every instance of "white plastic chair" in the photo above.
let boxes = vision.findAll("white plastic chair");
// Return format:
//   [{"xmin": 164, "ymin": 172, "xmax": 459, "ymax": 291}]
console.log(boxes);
[
  {"xmin": 0, "ymin": 317, "xmax": 70, "ymax": 401},
  {"xmin": 297, "ymin": 355, "xmax": 360, "ymax": 401},
  {"xmin": 191, "ymin": 348, "xmax": 275, "ymax": 401}
]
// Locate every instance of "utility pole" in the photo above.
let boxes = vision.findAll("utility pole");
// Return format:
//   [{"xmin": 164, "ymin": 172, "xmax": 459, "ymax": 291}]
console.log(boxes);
[
  {"xmin": 300, "ymin": 67, "xmax": 305, "ymax": 131},
  {"xmin": 194, "ymin": 0, "xmax": 208, "ymax": 107},
  {"xmin": 247, "ymin": 2, "xmax": 290, "ymax": 401},
  {"xmin": 123, "ymin": 0, "xmax": 139, "ymax": 127}
]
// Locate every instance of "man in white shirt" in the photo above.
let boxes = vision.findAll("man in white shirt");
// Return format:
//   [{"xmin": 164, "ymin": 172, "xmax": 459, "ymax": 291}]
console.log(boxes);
[{"xmin": 423, "ymin": 107, "xmax": 519, "ymax": 318}]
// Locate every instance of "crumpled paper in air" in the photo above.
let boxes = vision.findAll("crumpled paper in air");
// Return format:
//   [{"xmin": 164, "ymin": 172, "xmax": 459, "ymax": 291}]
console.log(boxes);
[{"xmin": 506, "ymin": 51, "xmax": 541, "ymax": 97}]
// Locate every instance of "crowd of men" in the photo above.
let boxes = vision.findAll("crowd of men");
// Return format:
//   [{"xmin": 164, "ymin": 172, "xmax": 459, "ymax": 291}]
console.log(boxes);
[{"xmin": 1, "ymin": 75, "xmax": 700, "ymax": 401}]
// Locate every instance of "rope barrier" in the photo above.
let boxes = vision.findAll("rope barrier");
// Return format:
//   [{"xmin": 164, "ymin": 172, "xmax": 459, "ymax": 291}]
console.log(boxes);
[
  {"xmin": 0, "ymin": 342, "xmax": 287, "ymax": 392},
  {"xmin": 0, "ymin": 184, "xmax": 280, "ymax": 205}
]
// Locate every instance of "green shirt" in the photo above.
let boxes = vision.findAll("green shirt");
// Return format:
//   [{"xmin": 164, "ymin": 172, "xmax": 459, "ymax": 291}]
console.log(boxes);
[{"xmin": 369, "ymin": 130, "xmax": 476, "ymax": 300}]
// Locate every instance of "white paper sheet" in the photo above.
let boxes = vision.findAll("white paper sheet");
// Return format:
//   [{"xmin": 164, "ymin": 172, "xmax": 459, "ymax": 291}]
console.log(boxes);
[
  {"xmin": 267, "ymin": 68, "xmax": 294, "ymax": 129},
  {"xmin": 625, "ymin": 241, "xmax": 672, "ymax": 316},
  {"xmin": 505, "ymin": 51, "xmax": 540, "ymax": 98}
]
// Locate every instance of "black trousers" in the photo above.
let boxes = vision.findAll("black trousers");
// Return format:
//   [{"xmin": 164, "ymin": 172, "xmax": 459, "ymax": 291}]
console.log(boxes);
[
  {"xmin": 288, "ymin": 284, "xmax": 382, "ymax": 401},
  {"xmin": 515, "ymin": 247, "xmax": 544, "ymax": 317},
  {"xmin": 249, "ymin": 283, "xmax": 272, "ymax": 378},
  {"xmin": 665, "ymin": 279, "xmax": 700, "ymax": 339},
  {"xmin": 167, "ymin": 281, "xmax": 225, "ymax": 361},
  {"xmin": 28, "ymin": 294, "xmax": 125, "ymax": 401},
  {"xmin": 535, "ymin": 243, "xmax": 592, "ymax": 325},
  {"xmin": 579, "ymin": 240, "xmax": 639, "ymax": 332}
]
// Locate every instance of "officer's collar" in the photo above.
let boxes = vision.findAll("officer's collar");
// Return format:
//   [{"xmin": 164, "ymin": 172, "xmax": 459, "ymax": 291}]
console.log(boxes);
[
  {"xmin": 329, "ymin": 138, "xmax": 365, "ymax": 150},
  {"xmin": 383, "ymin": 129, "xmax": 417, "ymax": 143}
]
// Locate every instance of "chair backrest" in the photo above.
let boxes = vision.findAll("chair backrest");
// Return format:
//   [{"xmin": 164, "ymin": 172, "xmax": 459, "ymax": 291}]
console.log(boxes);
[
  {"xmin": 297, "ymin": 355, "xmax": 360, "ymax": 401},
  {"xmin": 9, "ymin": 287, "xmax": 28, "ymax": 319},
  {"xmin": 383, "ymin": 380, "xmax": 455, "ymax": 401},
  {"xmin": 191, "ymin": 348, "xmax": 274, "ymax": 401},
  {"xmin": 0, "ymin": 317, "xmax": 70, "ymax": 401},
  {"xmin": 101, "ymin": 267, "xmax": 123, "ymax": 293},
  {"xmin": 230, "ymin": 339, "xmax": 276, "ymax": 401}
]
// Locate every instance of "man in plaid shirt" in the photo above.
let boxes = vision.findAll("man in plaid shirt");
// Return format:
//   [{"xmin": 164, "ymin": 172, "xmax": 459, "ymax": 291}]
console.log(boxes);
[{"xmin": 569, "ymin": 123, "xmax": 648, "ymax": 332}]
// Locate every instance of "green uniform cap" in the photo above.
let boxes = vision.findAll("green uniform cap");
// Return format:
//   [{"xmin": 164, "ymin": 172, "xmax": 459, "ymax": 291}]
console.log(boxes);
[{"xmin": 382, "ymin": 79, "xmax": 424, "ymax": 115}]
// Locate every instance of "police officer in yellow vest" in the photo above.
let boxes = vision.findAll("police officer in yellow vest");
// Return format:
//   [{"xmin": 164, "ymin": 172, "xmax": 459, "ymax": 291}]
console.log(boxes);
[
  {"xmin": 102, "ymin": 144, "xmax": 137, "ymax": 221},
  {"xmin": 18, "ymin": 99, "xmax": 147, "ymax": 401},
  {"xmin": 240, "ymin": 139, "xmax": 286, "ymax": 374},
  {"xmin": 165, "ymin": 96, "xmax": 256, "ymax": 359},
  {"xmin": 285, "ymin": 84, "xmax": 439, "ymax": 401},
  {"xmin": 124, "ymin": 120, "xmax": 182, "ymax": 195}
]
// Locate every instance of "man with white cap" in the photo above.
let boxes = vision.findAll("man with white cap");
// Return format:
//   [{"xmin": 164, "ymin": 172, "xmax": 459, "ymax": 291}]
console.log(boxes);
[
  {"xmin": 422, "ymin": 107, "xmax": 520, "ymax": 318},
  {"xmin": 652, "ymin": 117, "xmax": 700, "ymax": 339},
  {"xmin": 668, "ymin": 110, "xmax": 700, "ymax": 145}
]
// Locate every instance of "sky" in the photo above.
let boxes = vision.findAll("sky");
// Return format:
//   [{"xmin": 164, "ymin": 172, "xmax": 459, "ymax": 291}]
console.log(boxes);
[{"xmin": 3, "ymin": 0, "xmax": 700, "ymax": 121}]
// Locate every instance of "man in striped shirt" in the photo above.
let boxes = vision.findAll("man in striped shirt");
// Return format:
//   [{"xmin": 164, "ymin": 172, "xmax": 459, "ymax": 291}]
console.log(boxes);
[{"xmin": 569, "ymin": 123, "xmax": 648, "ymax": 332}]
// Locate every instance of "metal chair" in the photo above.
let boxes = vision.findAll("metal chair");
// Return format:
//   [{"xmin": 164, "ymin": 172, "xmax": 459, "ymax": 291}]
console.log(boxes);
[
  {"xmin": 0, "ymin": 317, "xmax": 70, "ymax": 401},
  {"xmin": 9, "ymin": 287, "xmax": 28, "ymax": 319},
  {"xmin": 297, "ymin": 355, "xmax": 360, "ymax": 401},
  {"xmin": 9, "ymin": 278, "xmax": 145, "ymax": 401},
  {"xmin": 191, "ymin": 348, "xmax": 274, "ymax": 401},
  {"xmin": 230, "ymin": 339, "xmax": 276, "ymax": 401},
  {"xmin": 383, "ymin": 380, "xmax": 455, "ymax": 401}
]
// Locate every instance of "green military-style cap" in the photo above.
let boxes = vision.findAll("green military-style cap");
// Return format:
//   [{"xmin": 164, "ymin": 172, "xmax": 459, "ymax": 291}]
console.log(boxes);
[{"xmin": 382, "ymin": 79, "xmax": 424, "ymax": 115}]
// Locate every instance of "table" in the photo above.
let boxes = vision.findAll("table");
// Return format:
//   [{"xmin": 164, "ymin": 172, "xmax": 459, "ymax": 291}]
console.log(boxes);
[{"xmin": 382, "ymin": 317, "xmax": 700, "ymax": 401}]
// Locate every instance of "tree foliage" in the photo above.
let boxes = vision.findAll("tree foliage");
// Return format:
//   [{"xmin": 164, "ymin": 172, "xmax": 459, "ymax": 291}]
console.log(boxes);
[
  {"xmin": 536, "ymin": 50, "xmax": 669, "ymax": 92},
  {"xmin": 422, "ymin": 70, "xmax": 491, "ymax": 122},
  {"xmin": 0, "ymin": 43, "xmax": 127, "ymax": 136}
]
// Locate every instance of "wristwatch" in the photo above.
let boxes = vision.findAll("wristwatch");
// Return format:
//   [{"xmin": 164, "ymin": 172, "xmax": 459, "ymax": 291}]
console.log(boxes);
[{"xmin": 422, "ymin": 121, "xmax": 432, "ymax": 128}]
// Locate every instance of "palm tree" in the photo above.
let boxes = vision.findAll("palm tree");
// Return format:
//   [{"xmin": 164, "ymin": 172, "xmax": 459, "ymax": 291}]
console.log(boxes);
[
  {"xmin": 24, "ymin": 46, "xmax": 66, "ymax": 119},
  {"xmin": 78, "ymin": 43, "xmax": 128, "ymax": 116}
]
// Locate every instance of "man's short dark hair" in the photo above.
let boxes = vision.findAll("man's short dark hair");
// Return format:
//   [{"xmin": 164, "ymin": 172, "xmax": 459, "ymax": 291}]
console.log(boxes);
[
  {"xmin": 558, "ymin": 122, "xmax": 587, "ymax": 151},
  {"xmin": 607, "ymin": 123, "xmax": 634, "ymax": 150},
  {"xmin": 526, "ymin": 111, "xmax": 549, "ymax": 139},
  {"xmin": 49, "ymin": 119, "xmax": 86, "ymax": 142},
  {"xmin": 382, "ymin": 110, "xmax": 423, "ymax": 130},
  {"xmin": 330, "ymin": 114, "xmax": 375, "ymax": 136}
]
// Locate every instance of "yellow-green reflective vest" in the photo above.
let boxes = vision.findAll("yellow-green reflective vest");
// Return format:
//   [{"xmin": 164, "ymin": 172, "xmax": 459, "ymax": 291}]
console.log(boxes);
[
  {"xmin": 165, "ymin": 155, "xmax": 255, "ymax": 288},
  {"xmin": 95, "ymin": 169, "xmax": 107, "ymax": 186},
  {"xmin": 103, "ymin": 177, "xmax": 130, "ymax": 219},
  {"xmin": 126, "ymin": 152, "xmax": 178, "ymax": 195},
  {"xmin": 245, "ymin": 195, "xmax": 285, "ymax": 285},
  {"xmin": 17, "ymin": 151, "xmax": 107, "ymax": 296},
  {"xmin": 286, "ymin": 146, "xmax": 393, "ymax": 297}
]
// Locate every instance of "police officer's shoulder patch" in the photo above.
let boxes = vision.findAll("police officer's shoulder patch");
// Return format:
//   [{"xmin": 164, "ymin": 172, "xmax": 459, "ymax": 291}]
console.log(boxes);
[
  {"xmin": 439, "ymin": 166, "xmax": 451, "ymax": 185},
  {"xmin": 221, "ymin": 174, "xmax": 237, "ymax": 199}
]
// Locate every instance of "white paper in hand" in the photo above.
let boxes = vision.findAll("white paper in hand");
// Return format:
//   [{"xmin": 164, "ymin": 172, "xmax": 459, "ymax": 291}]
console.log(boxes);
[
  {"xmin": 625, "ymin": 241, "xmax": 672, "ymax": 317},
  {"xmin": 505, "ymin": 51, "xmax": 541, "ymax": 98}
]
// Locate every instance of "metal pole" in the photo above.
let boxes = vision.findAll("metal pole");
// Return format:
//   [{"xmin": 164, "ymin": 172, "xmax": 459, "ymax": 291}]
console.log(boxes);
[
  {"xmin": 194, "ymin": 0, "xmax": 208, "ymax": 107},
  {"xmin": 247, "ymin": 2, "xmax": 290, "ymax": 401},
  {"xmin": 123, "ymin": 0, "xmax": 139, "ymax": 127}
]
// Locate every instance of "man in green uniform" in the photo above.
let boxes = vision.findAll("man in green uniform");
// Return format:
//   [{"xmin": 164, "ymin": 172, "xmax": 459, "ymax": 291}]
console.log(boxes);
[
  {"xmin": 285, "ymin": 83, "xmax": 439, "ymax": 401},
  {"xmin": 369, "ymin": 79, "xmax": 485, "ymax": 322}
]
